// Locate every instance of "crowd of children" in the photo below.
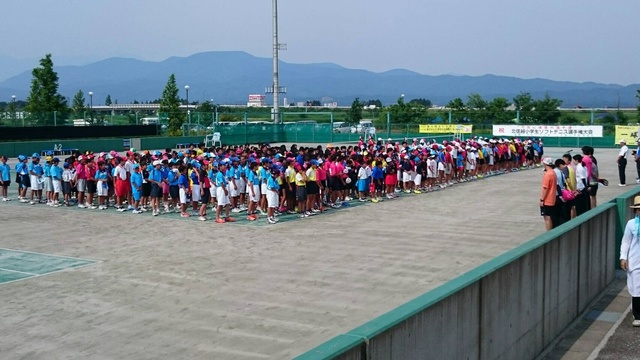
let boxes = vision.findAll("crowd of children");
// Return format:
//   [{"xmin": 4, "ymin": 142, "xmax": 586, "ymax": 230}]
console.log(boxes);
[{"xmin": 0, "ymin": 136, "xmax": 545, "ymax": 224}]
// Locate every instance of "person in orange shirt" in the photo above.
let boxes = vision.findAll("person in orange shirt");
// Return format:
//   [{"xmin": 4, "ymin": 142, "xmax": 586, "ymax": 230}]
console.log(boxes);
[{"xmin": 539, "ymin": 157, "xmax": 558, "ymax": 231}]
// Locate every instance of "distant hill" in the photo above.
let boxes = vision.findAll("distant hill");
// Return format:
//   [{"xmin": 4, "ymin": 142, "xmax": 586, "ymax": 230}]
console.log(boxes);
[{"xmin": 0, "ymin": 51, "xmax": 637, "ymax": 107}]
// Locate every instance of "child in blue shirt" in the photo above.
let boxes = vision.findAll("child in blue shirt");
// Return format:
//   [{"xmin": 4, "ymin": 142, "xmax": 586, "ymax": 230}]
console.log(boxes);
[
  {"xmin": 0, "ymin": 156, "xmax": 11, "ymax": 201},
  {"xmin": 130, "ymin": 164, "xmax": 143, "ymax": 214},
  {"xmin": 266, "ymin": 168, "xmax": 280, "ymax": 224}
]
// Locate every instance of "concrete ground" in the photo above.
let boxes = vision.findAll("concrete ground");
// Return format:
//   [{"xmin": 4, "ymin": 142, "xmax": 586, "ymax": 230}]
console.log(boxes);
[{"xmin": 0, "ymin": 147, "xmax": 635, "ymax": 359}]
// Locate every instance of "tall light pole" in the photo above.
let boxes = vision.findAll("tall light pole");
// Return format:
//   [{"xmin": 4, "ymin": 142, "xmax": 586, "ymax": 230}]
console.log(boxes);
[
  {"xmin": 11, "ymin": 95, "xmax": 17, "ymax": 126},
  {"xmin": 88, "ymin": 91, "xmax": 94, "ymax": 123},
  {"xmin": 185, "ymin": 85, "xmax": 190, "ymax": 133},
  {"xmin": 266, "ymin": 0, "xmax": 286, "ymax": 127}
]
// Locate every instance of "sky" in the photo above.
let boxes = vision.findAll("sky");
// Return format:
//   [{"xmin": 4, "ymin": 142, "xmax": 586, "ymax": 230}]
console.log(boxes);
[{"xmin": 1, "ymin": 0, "xmax": 639, "ymax": 85}]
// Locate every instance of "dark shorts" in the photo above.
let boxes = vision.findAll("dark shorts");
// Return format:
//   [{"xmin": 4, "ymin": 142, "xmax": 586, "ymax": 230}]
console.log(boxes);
[
  {"xmin": 478, "ymin": 159, "xmax": 485, "ymax": 165},
  {"xmin": 87, "ymin": 180, "xmax": 97, "ymax": 194},
  {"xmin": 541, "ymin": 205, "xmax": 557, "ymax": 217},
  {"xmin": 374, "ymin": 180, "xmax": 384, "ymax": 192},
  {"xmin": 150, "ymin": 183, "xmax": 162, "ymax": 198},
  {"xmin": 1, "ymin": 180, "xmax": 10, "ymax": 187},
  {"xmin": 588, "ymin": 184, "xmax": 598, "ymax": 197},
  {"xmin": 296, "ymin": 185, "xmax": 307, "ymax": 201},
  {"xmin": 62, "ymin": 181, "xmax": 72, "ymax": 195},
  {"xmin": 201, "ymin": 189, "xmax": 210, "ymax": 204},
  {"xmin": 142, "ymin": 183, "xmax": 151, "ymax": 197},
  {"xmin": 331, "ymin": 177, "xmax": 343, "ymax": 191},
  {"xmin": 169, "ymin": 185, "xmax": 179, "ymax": 200},
  {"xmin": 21, "ymin": 174, "xmax": 31, "ymax": 188},
  {"xmin": 286, "ymin": 183, "xmax": 296, "ymax": 197},
  {"xmin": 307, "ymin": 181, "xmax": 319, "ymax": 195}
]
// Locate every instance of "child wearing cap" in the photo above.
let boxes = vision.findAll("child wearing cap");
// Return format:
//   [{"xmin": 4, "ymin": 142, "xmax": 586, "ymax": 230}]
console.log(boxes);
[
  {"xmin": 130, "ymin": 164, "xmax": 143, "ymax": 214},
  {"xmin": 113, "ymin": 159, "xmax": 128, "ymax": 211},
  {"xmin": 50, "ymin": 158, "xmax": 62, "ymax": 207},
  {"xmin": 190, "ymin": 162, "xmax": 201, "ymax": 216},
  {"xmin": 245, "ymin": 161, "xmax": 260, "ymax": 221},
  {"xmin": 95, "ymin": 161, "xmax": 109, "ymax": 210},
  {"xmin": 357, "ymin": 159, "xmax": 372, "ymax": 202},
  {"xmin": 167, "ymin": 162, "xmax": 180, "ymax": 212},
  {"xmin": 266, "ymin": 169, "xmax": 280, "ymax": 224},
  {"xmin": 177, "ymin": 165, "xmax": 190, "ymax": 217},
  {"xmin": 43, "ymin": 156, "xmax": 53, "ymax": 205},
  {"xmin": 62, "ymin": 162, "xmax": 74, "ymax": 206},
  {"xmin": 306, "ymin": 160, "xmax": 321, "ymax": 215},
  {"xmin": 28, "ymin": 154, "xmax": 44, "ymax": 205},
  {"xmin": 215, "ymin": 162, "xmax": 235, "ymax": 223},
  {"xmin": 198, "ymin": 167, "xmax": 211, "ymax": 221},
  {"xmin": 149, "ymin": 161, "xmax": 164, "ymax": 216},
  {"xmin": 0, "ymin": 156, "xmax": 11, "ymax": 201},
  {"xmin": 371, "ymin": 160, "xmax": 384, "ymax": 202},
  {"xmin": 85, "ymin": 158, "xmax": 98, "ymax": 209}
]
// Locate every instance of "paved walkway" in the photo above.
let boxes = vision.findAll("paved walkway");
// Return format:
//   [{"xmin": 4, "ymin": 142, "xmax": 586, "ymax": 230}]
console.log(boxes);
[{"xmin": 0, "ymin": 147, "xmax": 635, "ymax": 359}]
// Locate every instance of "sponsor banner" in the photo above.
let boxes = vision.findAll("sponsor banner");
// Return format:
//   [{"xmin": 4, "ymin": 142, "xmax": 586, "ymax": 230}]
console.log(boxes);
[
  {"xmin": 492, "ymin": 125, "xmax": 603, "ymax": 137},
  {"xmin": 419, "ymin": 124, "xmax": 473, "ymax": 134},
  {"xmin": 614, "ymin": 125, "xmax": 640, "ymax": 145}
]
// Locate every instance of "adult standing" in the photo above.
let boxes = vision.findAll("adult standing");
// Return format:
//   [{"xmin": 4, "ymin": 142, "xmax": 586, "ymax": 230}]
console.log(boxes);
[
  {"xmin": 540, "ymin": 157, "xmax": 558, "ymax": 231},
  {"xmin": 620, "ymin": 195, "xmax": 640, "ymax": 326},
  {"xmin": 618, "ymin": 139, "xmax": 629, "ymax": 186},
  {"xmin": 635, "ymin": 139, "xmax": 640, "ymax": 184}
]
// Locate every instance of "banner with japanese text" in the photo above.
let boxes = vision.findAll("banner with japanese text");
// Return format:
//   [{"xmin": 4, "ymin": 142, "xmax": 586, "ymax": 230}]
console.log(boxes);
[
  {"xmin": 614, "ymin": 126, "xmax": 640, "ymax": 144},
  {"xmin": 419, "ymin": 124, "xmax": 473, "ymax": 134},
  {"xmin": 492, "ymin": 125, "xmax": 603, "ymax": 137}
]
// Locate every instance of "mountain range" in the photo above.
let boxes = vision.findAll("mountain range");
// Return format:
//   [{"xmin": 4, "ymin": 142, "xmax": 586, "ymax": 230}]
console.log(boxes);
[{"xmin": 0, "ymin": 51, "xmax": 637, "ymax": 107}]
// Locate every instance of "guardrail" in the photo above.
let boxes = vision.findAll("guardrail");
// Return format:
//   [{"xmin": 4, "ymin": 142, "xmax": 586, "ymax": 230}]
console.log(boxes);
[{"xmin": 295, "ymin": 189, "xmax": 640, "ymax": 360}]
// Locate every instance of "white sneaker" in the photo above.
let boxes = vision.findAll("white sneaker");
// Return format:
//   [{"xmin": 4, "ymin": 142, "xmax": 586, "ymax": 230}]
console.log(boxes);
[
  {"xmin": 231, "ymin": 207, "xmax": 241, "ymax": 213},
  {"xmin": 153, "ymin": 211, "xmax": 159, "ymax": 216},
  {"xmin": 127, "ymin": 205, "xmax": 135, "ymax": 210},
  {"xmin": 89, "ymin": 205, "xmax": 97, "ymax": 210},
  {"xmin": 2, "ymin": 198, "xmax": 7, "ymax": 202},
  {"xmin": 132, "ymin": 210, "xmax": 142, "ymax": 214},
  {"xmin": 619, "ymin": 184, "xmax": 627, "ymax": 187},
  {"xmin": 633, "ymin": 319, "xmax": 640, "ymax": 327},
  {"xmin": 268, "ymin": 216, "xmax": 277, "ymax": 224},
  {"xmin": 198, "ymin": 216, "xmax": 207, "ymax": 221},
  {"xmin": 78, "ymin": 204, "xmax": 86, "ymax": 208},
  {"xmin": 636, "ymin": 179, "xmax": 640, "ymax": 184}
]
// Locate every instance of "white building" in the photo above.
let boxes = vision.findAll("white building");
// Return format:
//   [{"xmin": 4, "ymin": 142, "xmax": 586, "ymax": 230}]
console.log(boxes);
[{"xmin": 247, "ymin": 94, "xmax": 267, "ymax": 107}]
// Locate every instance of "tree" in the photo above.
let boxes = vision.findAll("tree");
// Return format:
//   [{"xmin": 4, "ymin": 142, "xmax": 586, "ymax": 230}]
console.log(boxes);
[
  {"xmin": 466, "ymin": 93, "xmax": 487, "ymax": 110},
  {"xmin": 408, "ymin": 98, "xmax": 432, "ymax": 108},
  {"xmin": 365, "ymin": 99, "xmax": 382, "ymax": 108},
  {"xmin": 636, "ymin": 90, "xmax": 640, "ymax": 121},
  {"xmin": 71, "ymin": 90, "xmax": 86, "ymax": 119},
  {"xmin": 197, "ymin": 100, "xmax": 216, "ymax": 125},
  {"xmin": 347, "ymin": 98, "xmax": 364, "ymax": 124},
  {"xmin": 487, "ymin": 97, "xmax": 512, "ymax": 123},
  {"xmin": 446, "ymin": 98, "xmax": 466, "ymax": 112},
  {"xmin": 513, "ymin": 92, "xmax": 535, "ymax": 123},
  {"xmin": 105, "ymin": 94, "xmax": 112, "ymax": 106},
  {"xmin": 532, "ymin": 93, "xmax": 563, "ymax": 124},
  {"xmin": 25, "ymin": 54, "xmax": 68, "ymax": 124},
  {"xmin": 159, "ymin": 74, "xmax": 183, "ymax": 134}
]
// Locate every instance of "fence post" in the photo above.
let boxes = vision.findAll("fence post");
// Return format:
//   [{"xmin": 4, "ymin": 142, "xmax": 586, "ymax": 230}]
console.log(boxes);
[
  {"xmin": 386, "ymin": 112, "xmax": 391, "ymax": 139},
  {"xmin": 616, "ymin": 197, "xmax": 627, "ymax": 270},
  {"xmin": 590, "ymin": 109, "xmax": 595, "ymax": 125},
  {"xmin": 244, "ymin": 112, "xmax": 248, "ymax": 144},
  {"xmin": 516, "ymin": 110, "xmax": 520, "ymax": 124},
  {"xmin": 54, "ymin": 111, "xmax": 57, "ymax": 127},
  {"xmin": 330, "ymin": 112, "xmax": 334, "ymax": 144},
  {"xmin": 448, "ymin": 110, "xmax": 452, "ymax": 124}
]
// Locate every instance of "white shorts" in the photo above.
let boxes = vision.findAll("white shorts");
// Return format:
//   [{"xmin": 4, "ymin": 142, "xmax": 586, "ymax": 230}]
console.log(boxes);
[
  {"xmin": 248, "ymin": 184, "xmax": 260, "ymax": 203},
  {"xmin": 402, "ymin": 172, "xmax": 412, "ymax": 183},
  {"xmin": 44, "ymin": 177, "xmax": 53, "ymax": 192},
  {"xmin": 97, "ymin": 181, "xmax": 108, "ymax": 196},
  {"xmin": 30, "ymin": 175, "xmax": 43, "ymax": 190},
  {"xmin": 266, "ymin": 190, "xmax": 279, "ymax": 208},
  {"xmin": 229, "ymin": 181, "xmax": 239, "ymax": 197},
  {"xmin": 260, "ymin": 183, "xmax": 268, "ymax": 196},
  {"xmin": 437, "ymin": 162, "xmax": 445, "ymax": 172},
  {"xmin": 179, "ymin": 188, "xmax": 188, "ymax": 204},
  {"xmin": 414, "ymin": 174, "xmax": 422, "ymax": 186},
  {"xmin": 77, "ymin": 179, "xmax": 86, "ymax": 192},
  {"xmin": 236, "ymin": 178, "xmax": 246, "ymax": 194},
  {"xmin": 216, "ymin": 187, "xmax": 230, "ymax": 206},
  {"xmin": 209, "ymin": 186, "xmax": 216, "ymax": 198},
  {"xmin": 52, "ymin": 179, "xmax": 62, "ymax": 194},
  {"xmin": 444, "ymin": 164, "xmax": 452, "ymax": 175},
  {"xmin": 191, "ymin": 184, "xmax": 201, "ymax": 202},
  {"xmin": 427, "ymin": 170, "xmax": 436, "ymax": 178},
  {"xmin": 396, "ymin": 170, "xmax": 402, "ymax": 182}
]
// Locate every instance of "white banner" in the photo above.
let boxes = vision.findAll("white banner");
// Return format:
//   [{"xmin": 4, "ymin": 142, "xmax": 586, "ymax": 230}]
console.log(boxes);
[{"xmin": 492, "ymin": 125, "xmax": 603, "ymax": 138}]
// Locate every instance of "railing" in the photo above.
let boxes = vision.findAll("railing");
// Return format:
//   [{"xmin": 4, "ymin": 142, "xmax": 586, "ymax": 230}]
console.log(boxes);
[{"xmin": 294, "ymin": 189, "xmax": 640, "ymax": 360}]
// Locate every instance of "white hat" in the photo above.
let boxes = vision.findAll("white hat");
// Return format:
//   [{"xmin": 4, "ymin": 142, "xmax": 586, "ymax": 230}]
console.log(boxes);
[
  {"xmin": 620, "ymin": 139, "xmax": 627, "ymax": 143},
  {"xmin": 153, "ymin": 160, "xmax": 162, "ymax": 166},
  {"xmin": 542, "ymin": 157, "xmax": 554, "ymax": 166}
]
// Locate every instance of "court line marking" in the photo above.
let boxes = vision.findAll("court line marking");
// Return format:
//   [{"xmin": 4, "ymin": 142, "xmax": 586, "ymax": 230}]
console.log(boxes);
[
  {"xmin": 0, "ymin": 247, "xmax": 99, "ymax": 263},
  {"xmin": 0, "ymin": 267, "xmax": 38, "ymax": 276},
  {"xmin": 0, "ymin": 261, "xmax": 98, "ymax": 286}
]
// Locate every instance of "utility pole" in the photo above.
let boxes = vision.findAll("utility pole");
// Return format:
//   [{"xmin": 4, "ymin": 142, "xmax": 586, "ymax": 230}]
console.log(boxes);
[{"xmin": 266, "ymin": 0, "xmax": 286, "ymax": 125}]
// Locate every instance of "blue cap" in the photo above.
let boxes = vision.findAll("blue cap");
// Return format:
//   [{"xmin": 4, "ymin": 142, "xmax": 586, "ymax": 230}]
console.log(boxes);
[
  {"xmin": 18, "ymin": 155, "xmax": 25, "ymax": 161},
  {"xmin": 231, "ymin": 157, "xmax": 239, "ymax": 162},
  {"xmin": 32, "ymin": 153, "xmax": 40, "ymax": 158},
  {"xmin": 193, "ymin": 162, "xmax": 201, "ymax": 169},
  {"xmin": 310, "ymin": 160, "xmax": 318, "ymax": 166},
  {"xmin": 46, "ymin": 151, "xmax": 53, "ymax": 156},
  {"xmin": 53, "ymin": 157, "xmax": 60, "ymax": 163},
  {"xmin": 154, "ymin": 150, "xmax": 162, "ymax": 156},
  {"xmin": 414, "ymin": 157, "xmax": 420, "ymax": 162},
  {"xmin": 213, "ymin": 161, "xmax": 219, "ymax": 167},
  {"xmin": 63, "ymin": 162, "xmax": 70, "ymax": 168},
  {"xmin": 178, "ymin": 152, "xmax": 184, "ymax": 157},
  {"xmin": 133, "ymin": 164, "xmax": 140, "ymax": 169},
  {"xmin": 274, "ymin": 153, "xmax": 282, "ymax": 158},
  {"xmin": 185, "ymin": 149, "xmax": 190, "ymax": 154}
]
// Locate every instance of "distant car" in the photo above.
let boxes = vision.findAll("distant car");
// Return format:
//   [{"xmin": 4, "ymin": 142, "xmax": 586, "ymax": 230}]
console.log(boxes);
[
  {"xmin": 351, "ymin": 120, "xmax": 376, "ymax": 135},
  {"xmin": 333, "ymin": 121, "xmax": 351, "ymax": 133}
]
